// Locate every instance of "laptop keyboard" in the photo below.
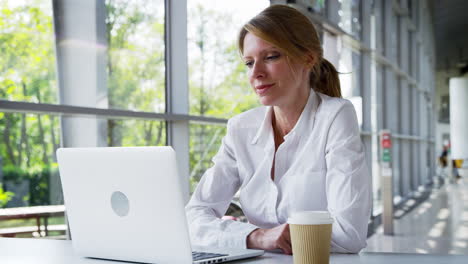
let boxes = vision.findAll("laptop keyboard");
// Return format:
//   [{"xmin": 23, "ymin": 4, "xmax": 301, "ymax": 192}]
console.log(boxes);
[{"xmin": 192, "ymin": 251, "xmax": 228, "ymax": 261}]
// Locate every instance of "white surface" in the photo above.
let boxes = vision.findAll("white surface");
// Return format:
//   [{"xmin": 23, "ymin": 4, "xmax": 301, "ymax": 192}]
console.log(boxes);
[
  {"xmin": 57, "ymin": 147, "xmax": 192, "ymax": 264},
  {"xmin": 450, "ymin": 77, "xmax": 468, "ymax": 159},
  {"xmin": 2, "ymin": 238, "xmax": 468, "ymax": 264},
  {"xmin": 288, "ymin": 211, "xmax": 334, "ymax": 225}
]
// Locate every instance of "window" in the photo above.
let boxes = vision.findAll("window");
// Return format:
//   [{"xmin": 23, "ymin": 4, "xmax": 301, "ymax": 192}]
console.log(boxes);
[
  {"xmin": 189, "ymin": 123, "xmax": 226, "ymax": 192},
  {"xmin": 339, "ymin": 45, "xmax": 362, "ymax": 127},
  {"xmin": 187, "ymin": 0, "xmax": 268, "ymax": 119},
  {"xmin": 329, "ymin": 0, "xmax": 362, "ymax": 40},
  {"xmin": 301, "ymin": 0, "xmax": 326, "ymax": 16},
  {"xmin": 371, "ymin": 0, "xmax": 384, "ymax": 54},
  {"xmin": 0, "ymin": 111, "xmax": 65, "ymax": 237},
  {"xmin": 0, "ymin": 1, "xmax": 57, "ymax": 104},
  {"xmin": 106, "ymin": 0, "xmax": 166, "ymax": 112},
  {"xmin": 187, "ymin": 0, "xmax": 268, "ymax": 188},
  {"xmin": 1, "ymin": 112, "xmax": 61, "ymax": 206},
  {"xmin": 0, "ymin": 1, "xmax": 64, "ymax": 238}
]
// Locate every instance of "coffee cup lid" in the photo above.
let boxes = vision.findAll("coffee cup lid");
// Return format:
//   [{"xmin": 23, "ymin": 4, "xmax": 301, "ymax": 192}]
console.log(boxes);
[{"xmin": 287, "ymin": 211, "xmax": 334, "ymax": 225}]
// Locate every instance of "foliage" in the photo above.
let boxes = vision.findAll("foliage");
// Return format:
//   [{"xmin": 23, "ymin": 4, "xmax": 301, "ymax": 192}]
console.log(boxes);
[
  {"xmin": 187, "ymin": 4, "xmax": 260, "ymax": 186},
  {"xmin": 0, "ymin": 183, "xmax": 14, "ymax": 208},
  {"xmin": 105, "ymin": 0, "xmax": 166, "ymax": 147},
  {"xmin": 2, "ymin": 164, "xmax": 57, "ymax": 207},
  {"xmin": 0, "ymin": 2, "xmax": 56, "ymax": 104},
  {"xmin": 0, "ymin": 1, "xmax": 59, "ymax": 171}
]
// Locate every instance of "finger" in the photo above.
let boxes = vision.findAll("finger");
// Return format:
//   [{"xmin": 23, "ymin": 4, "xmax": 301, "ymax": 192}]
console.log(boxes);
[
  {"xmin": 283, "ymin": 225, "xmax": 291, "ymax": 244},
  {"xmin": 283, "ymin": 233, "xmax": 291, "ymax": 245},
  {"xmin": 280, "ymin": 241, "xmax": 293, "ymax": 255}
]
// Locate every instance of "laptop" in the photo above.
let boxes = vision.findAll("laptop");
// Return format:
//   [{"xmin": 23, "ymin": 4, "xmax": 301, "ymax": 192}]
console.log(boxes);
[{"xmin": 57, "ymin": 146, "xmax": 264, "ymax": 264}]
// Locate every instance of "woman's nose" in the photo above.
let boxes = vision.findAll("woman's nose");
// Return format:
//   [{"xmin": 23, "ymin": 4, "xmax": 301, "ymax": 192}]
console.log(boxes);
[{"xmin": 251, "ymin": 62, "xmax": 266, "ymax": 79}]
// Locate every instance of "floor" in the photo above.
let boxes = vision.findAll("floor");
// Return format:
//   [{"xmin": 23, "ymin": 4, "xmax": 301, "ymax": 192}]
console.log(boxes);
[{"xmin": 365, "ymin": 175, "xmax": 468, "ymax": 255}]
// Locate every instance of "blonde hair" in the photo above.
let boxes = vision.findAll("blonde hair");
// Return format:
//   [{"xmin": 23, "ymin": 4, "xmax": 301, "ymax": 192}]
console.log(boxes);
[{"xmin": 238, "ymin": 5, "xmax": 341, "ymax": 98}]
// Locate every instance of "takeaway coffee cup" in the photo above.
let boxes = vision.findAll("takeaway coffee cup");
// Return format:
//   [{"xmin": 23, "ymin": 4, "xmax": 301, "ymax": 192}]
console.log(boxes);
[{"xmin": 288, "ymin": 211, "xmax": 334, "ymax": 264}]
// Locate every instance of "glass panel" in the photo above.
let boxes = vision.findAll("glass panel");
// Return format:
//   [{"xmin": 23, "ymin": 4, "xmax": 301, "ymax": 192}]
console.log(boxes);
[
  {"xmin": 0, "ymin": 0, "xmax": 166, "ymax": 112},
  {"xmin": 106, "ymin": 0, "xmax": 166, "ymax": 112},
  {"xmin": 339, "ymin": 46, "xmax": 362, "ymax": 127},
  {"xmin": 0, "ymin": 1, "xmax": 58, "ymax": 104},
  {"xmin": 397, "ymin": 17, "xmax": 402, "ymax": 68},
  {"xmin": 393, "ymin": 139, "xmax": 402, "ymax": 198},
  {"xmin": 106, "ymin": 118, "xmax": 166, "ymax": 147},
  {"xmin": 187, "ymin": 0, "xmax": 269, "ymax": 118},
  {"xmin": 330, "ymin": 0, "xmax": 361, "ymax": 40},
  {"xmin": 189, "ymin": 123, "xmax": 226, "ymax": 193},
  {"xmin": 0, "ymin": 112, "xmax": 65, "ymax": 238},
  {"xmin": 303, "ymin": 0, "xmax": 326, "ymax": 16},
  {"xmin": 371, "ymin": 0, "xmax": 384, "ymax": 54},
  {"xmin": 59, "ymin": 116, "xmax": 166, "ymax": 148},
  {"xmin": 388, "ymin": 6, "xmax": 398, "ymax": 65}
]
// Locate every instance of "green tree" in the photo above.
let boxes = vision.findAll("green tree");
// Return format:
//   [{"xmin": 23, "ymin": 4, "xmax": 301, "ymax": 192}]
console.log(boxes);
[
  {"xmin": 1, "ymin": 1, "xmax": 60, "ymax": 208},
  {"xmin": 0, "ymin": 1, "xmax": 59, "ymax": 171},
  {"xmin": 187, "ymin": 4, "xmax": 259, "ymax": 189},
  {"xmin": 0, "ymin": 183, "xmax": 14, "ymax": 208},
  {"xmin": 105, "ymin": 0, "xmax": 166, "ymax": 147}
]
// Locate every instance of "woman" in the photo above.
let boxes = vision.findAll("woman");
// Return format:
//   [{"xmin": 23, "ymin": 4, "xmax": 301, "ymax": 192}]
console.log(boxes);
[{"xmin": 186, "ymin": 5, "xmax": 371, "ymax": 254}]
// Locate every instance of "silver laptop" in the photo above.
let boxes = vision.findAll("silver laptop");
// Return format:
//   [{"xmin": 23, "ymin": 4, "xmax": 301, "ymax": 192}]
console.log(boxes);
[{"xmin": 57, "ymin": 146, "xmax": 264, "ymax": 264}]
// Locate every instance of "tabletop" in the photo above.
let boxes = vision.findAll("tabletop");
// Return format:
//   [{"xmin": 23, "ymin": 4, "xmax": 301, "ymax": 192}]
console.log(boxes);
[{"xmin": 2, "ymin": 237, "xmax": 468, "ymax": 264}]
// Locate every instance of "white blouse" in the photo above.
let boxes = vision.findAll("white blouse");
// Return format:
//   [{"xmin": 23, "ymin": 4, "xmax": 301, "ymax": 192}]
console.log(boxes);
[{"xmin": 185, "ymin": 90, "xmax": 371, "ymax": 253}]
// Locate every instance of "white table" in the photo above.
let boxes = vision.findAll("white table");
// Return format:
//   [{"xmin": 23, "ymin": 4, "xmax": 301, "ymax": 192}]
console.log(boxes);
[{"xmin": 2, "ymin": 237, "xmax": 468, "ymax": 264}]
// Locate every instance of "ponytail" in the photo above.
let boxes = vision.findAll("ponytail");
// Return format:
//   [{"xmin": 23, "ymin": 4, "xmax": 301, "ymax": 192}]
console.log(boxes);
[{"xmin": 310, "ymin": 58, "xmax": 341, "ymax": 98}]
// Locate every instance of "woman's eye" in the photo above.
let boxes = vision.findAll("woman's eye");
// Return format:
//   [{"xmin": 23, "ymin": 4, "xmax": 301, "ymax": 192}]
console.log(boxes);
[
  {"xmin": 266, "ymin": 55, "xmax": 280, "ymax": 61},
  {"xmin": 245, "ymin": 61, "xmax": 254, "ymax": 68}
]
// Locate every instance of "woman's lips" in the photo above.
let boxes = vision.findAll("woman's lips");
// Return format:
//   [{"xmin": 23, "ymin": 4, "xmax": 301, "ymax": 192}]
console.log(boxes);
[{"xmin": 255, "ymin": 84, "xmax": 274, "ymax": 95}]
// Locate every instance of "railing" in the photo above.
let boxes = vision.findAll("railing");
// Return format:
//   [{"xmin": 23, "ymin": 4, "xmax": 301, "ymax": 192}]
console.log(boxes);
[{"xmin": 0, "ymin": 205, "xmax": 66, "ymax": 238}]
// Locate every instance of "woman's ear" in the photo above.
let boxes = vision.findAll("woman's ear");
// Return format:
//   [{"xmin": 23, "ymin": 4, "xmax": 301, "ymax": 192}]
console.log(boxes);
[{"xmin": 305, "ymin": 53, "xmax": 318, "ymax": 69}]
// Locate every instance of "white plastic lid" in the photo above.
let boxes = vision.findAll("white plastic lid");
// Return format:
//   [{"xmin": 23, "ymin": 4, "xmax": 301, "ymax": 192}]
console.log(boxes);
[{"xmin": 287, "ymin": 211, "xmax": 334, "ymax": 225}]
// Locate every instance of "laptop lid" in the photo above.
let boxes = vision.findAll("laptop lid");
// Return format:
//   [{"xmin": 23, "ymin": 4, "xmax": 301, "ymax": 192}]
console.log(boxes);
[{"xmin": 57, "ymin": 146, "xmax": 193, "ymax": 264}]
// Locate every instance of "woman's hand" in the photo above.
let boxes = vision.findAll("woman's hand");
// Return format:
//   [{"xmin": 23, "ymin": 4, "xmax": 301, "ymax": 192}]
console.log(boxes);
[{"xmin": 246, "ymin": 223, "xmax": 292, "ymax": 255}]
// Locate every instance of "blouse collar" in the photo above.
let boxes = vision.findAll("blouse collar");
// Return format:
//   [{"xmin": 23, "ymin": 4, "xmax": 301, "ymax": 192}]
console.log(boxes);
[{"xmin": 250, "ymin": 89, "xmax": 319, "ymax": 146}]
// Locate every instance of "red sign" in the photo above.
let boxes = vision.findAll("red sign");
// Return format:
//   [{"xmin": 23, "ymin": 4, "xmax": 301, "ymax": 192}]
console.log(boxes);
[
  {"xmin": 382, "ymin": 140, "xmax": 391, "ymax": 148},
  {"xmin": 381, "ymin": 133, "xmax": 392, "ymax": 148}
]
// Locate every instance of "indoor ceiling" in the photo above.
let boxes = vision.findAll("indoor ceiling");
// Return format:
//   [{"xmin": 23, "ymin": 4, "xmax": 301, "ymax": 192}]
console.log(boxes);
[{"xmin": 430, "ymin": 0, "xmax": 468, "ymax": 74}]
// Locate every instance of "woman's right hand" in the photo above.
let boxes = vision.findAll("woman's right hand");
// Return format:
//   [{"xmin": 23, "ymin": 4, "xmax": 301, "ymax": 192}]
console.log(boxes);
[{"xmin": 246, "ymin": 223, "xmax": 292, "ymax": 255}]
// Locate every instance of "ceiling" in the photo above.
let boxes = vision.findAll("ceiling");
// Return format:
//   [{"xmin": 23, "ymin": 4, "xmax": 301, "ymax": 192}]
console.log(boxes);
[{"xmin": 430, "ymin": 0, "xmax": 468, "ymax": 73}]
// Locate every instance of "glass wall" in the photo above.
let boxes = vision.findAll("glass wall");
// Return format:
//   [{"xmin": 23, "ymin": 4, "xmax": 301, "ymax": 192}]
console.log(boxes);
[
  {"xmin": 0, "ymin": 111, "xmax": 65, "ymax": 237},
  {"xmin": 106, "ymin": 118, "xmax": 166, "ymax": 147},
  {"xmin": 339, "ymin": 46, "xmax": 362, "ymax": 127},
  {"xmin": 371, "ymin": 0, "xmax": 384, "ymax": 54},
  {"xmin": 187, "ymin": 0, "xmax": 267, "ymax": 119},
  {"xmin": 328, "ymin": 0, "xmax": 362, "ymax": 39},
  {"xmin": 0, "ymin": 0, "xmax": 63, "ymax": 237},
  {"xmin": 187, "ymin": 0, "xmax": 268, "ymax": 188},
  {"xmin": 189, "ymin": 123, "xmax": 226, "ymax": 192},
  {"xmin": 307, "ymin": 0, "xmax": 326, "ymax": 16},
  {"xmin": 106, "ymin": 0, "xmax": 165, "ymax": 112},
  {"xmin": 0, "ymin": 112, "xmax": 60, "ymax": 206},
  {"xmin": 0, "ymin": 1, "xmax": 57, "ymax": 104}
]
